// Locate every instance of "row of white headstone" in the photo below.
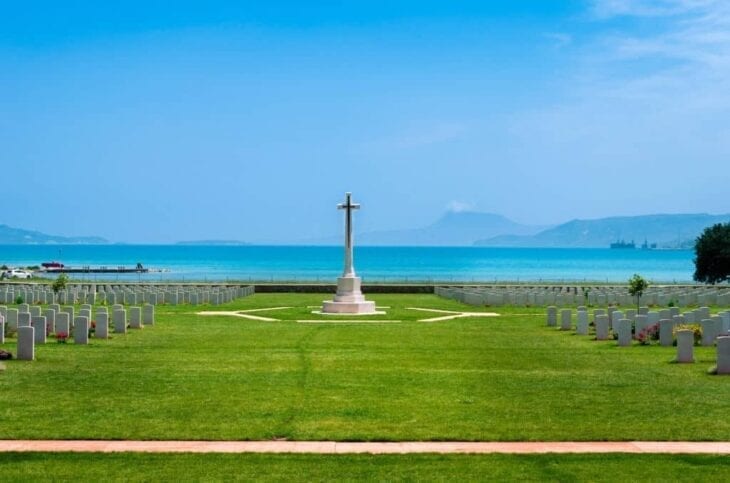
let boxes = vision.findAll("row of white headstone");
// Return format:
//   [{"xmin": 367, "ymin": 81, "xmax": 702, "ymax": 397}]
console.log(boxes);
[
  {"xmin": 0, "ymin": 284, "xmax": 254, "ymax": 306},
  {"xmin": 546, "ymin": 306, "xmax": 730, "ymax": 374},
  {"xmin": 0, "ymin": 303, "xmax": 155, "ymax": 361},
  {"xmin": 437, "ymin": 285, "xmax": 730, "ymax": 307}
]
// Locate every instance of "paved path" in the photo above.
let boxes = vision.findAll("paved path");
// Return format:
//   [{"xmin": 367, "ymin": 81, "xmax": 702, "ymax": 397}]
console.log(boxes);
[{"xmin": 1, "ymin": 441, "xmax": 729, "ymax": 454}]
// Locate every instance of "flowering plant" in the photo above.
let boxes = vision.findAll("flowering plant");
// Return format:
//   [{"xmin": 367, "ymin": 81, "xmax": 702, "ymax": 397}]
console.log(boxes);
[
  {"xmin": 636, "ymin": 323, "xmax": 659, "ymax": 345},
  {"xmin": 56, "ymin": 332, "xmax": 68, "ymax": 344}
]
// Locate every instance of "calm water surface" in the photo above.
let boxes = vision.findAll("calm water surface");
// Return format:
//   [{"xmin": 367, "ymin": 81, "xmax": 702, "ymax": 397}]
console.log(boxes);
[{"xmin": 0, "ymin": 245, "xmax": 696, "ymax": 283}]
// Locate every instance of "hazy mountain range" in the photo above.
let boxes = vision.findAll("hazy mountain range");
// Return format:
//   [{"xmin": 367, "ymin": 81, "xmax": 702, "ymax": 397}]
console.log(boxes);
[
  {"xmin": 0, "ymin": 224, "xmax": 107, "ymax": 245},
  {"xmin": 475, "ymin": 213, "xmax": 730, "ymax": 248},
  {"xmin": 313, "ymin": 211, "xmax": 549, "ymax": 246},
  {"xmin": 1, "ymin": 212, "xmax": 728, "ymax": 247}
]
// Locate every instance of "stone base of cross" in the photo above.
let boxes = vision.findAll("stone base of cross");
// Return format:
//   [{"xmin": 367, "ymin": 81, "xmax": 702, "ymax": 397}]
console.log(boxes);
[{"xmin": 321, "ymin": 275, "xmax": 378, "ymax": 314}]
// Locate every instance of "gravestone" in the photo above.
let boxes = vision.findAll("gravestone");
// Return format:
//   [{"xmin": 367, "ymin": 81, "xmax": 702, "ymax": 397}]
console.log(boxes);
[
  {"xmin": 30, "ymin": 306, "xmax": 41, "ymax": 317},
  {"xmin": 676, "ymin": 330, "xmax": 695, "ymax": 363},
  {"xmin": 720, "ymin": 312, "xmax": 730, "ymax": 335},
  {"xmin": 55, "ymin": 312, "xmax": 70, "ymax": 337},
  {"xmin": 113, "ymin": 309, "xmax": 127, "ymax": 334},
  {"xmin": 717, "ymin": 336, "xmax": 730, "ymax": 375},
  {"xmin": 62, "ymin": 307, "xmax": 75, "ymax": 328},
  {"xmin": 576, "ymin": 310, "xmax": 589, "ymax": 335},
  {"xmin": 129, "ymin": 307, "xmax": 142, "ymax": 329},
  {"xmin": 31, "ymin": 316, "xmax": 46, "ymax": 344},
  {"xmin": 74, "ymin": 316, "xmax": 89, "ymax": 345},
  {"xmin": 596, "ymin": 315, "xmax": 609, "ymax": 340},
  {"xmin": 17, "ymin": 325, "xmax": 34, "ymax": 361},
  {"xmin": 95, "ymin": 313, "xmax": 109, "ymax": 339},
  {"xmin": 44, "ymin": 309, "xmax": 56, "ymax": 334},
  {"xmin": 647, "ymin": 312, "xmax": 660, "ymax": 327},
  {"xmin": 18, "ymin": 312, "xmax": 31, "ymax": 328},
  {"xmin": 546, "ymin": 306, "xmax": 557, "ymax": 327},
  {"xmin": 634, "ymin": 315, "xmax": 648, "ymax": 338},
  {"xmin": 0, "ymin": 315, "xmax": 4, "ymax": 344},
  {"xmin": 659, "ymin": 319, "xmax": 675, "ymax": 347},
  {"xmin": 6, "ymin": 308, "xmax": 18, "ymax": 331},
  {"xmin": 560, "ymin": 309, "xmax": 572, "ymax": 331},
  {"xmin": 700, "ymin": 319, "xmax": 718, "ymax": 346},
  {"xmin": 617, "ymin": 319, "xmax": 632, "ymax": 347},
  {"xmin": 143, "ymin": 304, "xmax": 154, "ymax": 326}
]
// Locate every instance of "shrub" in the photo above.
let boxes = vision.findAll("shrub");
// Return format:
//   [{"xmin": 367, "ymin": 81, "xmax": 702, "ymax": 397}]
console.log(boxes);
[{"xmin": 15, "ymin": 295, "xmax": 23, "ymax": 305}]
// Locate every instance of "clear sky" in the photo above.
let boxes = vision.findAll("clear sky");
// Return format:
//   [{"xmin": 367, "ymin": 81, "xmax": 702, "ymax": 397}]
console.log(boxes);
[{"xmin": 2, "ymin": 1, "xmax": 729, "ymax": 243}]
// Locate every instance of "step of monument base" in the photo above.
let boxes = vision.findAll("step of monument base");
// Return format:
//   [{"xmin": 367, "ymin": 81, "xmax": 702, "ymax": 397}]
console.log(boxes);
[{"xmin": 320, "ymin": 300, "xmax": 379, "ymax": 314}]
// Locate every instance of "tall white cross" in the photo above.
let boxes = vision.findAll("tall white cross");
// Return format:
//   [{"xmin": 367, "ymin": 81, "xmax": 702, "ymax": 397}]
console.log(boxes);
[{"xmin": 338, "ymin": 192, "xmax": 360, "ymax": 277}]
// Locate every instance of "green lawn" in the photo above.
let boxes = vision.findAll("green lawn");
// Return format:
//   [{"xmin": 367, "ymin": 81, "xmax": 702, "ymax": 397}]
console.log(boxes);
[
  {"xmin": 0, "ymin": 293, "xmax": 728, "ymax": 441},
  {"xmin": 1, "ymin": 453, "xmax": 730, "ymax": 481}
]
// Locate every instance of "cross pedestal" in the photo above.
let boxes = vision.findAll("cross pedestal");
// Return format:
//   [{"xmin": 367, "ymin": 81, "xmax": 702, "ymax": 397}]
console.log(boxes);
[
  {"xmin": 320, "ymin": 192, "xmax": 379, "ymax": 315},
  {"xmin": 322, "ymin": 275, "xmax": 377, "ymax": 314}
]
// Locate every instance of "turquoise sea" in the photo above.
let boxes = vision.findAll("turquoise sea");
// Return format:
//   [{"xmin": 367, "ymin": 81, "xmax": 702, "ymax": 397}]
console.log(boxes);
[{"xmin": 0, "ymin": 245, "xmax": 697, "ymax": 283}]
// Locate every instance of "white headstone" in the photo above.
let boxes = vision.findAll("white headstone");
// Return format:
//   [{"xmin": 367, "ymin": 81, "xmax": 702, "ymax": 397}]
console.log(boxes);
[
  {"xmin": 546, "ymin": 306, "xmax": 557, "ymax": 327},
  {"xmin": 129, "ymin": 307, "xmax": 142, "ymax": 329},
  {"xmin": 560, "ymin": 309, "xmax": 572, "ymax": 331},
  {"xmin": 617, "ymin": 319, "xmax": 632, "ymax": 346},
  {"xmin": 55, "ymin": 312, "xmax": 70, "ymax": 337},
  {"xmin": 676, "ymin": 330, "xmax": 695, "ymax": 363},
  {"xmin": 31, "ymin": 316, "xmax": 46, "ymax": 344},
  {"xmin": 659, "ymin": 319, "xmax": 674, "ymax": 347},
  {"xmin": 576, "ymin": 310, "xmax": 589, "ymax": 335},
  {"xmin": 143, "ymin": 304, "xmax": 154, "ymax": 326},
  {"xmin": 595, "ymin": 314, "xmax": 610, "ymax": 340},
  {"xmin": 74, "ymin": 316, "xmax": 89, "ymax": 345},
  {"xmin": 95, "ymin": 312, "xmax": 109, "ymax": 339},
  {"xmin": 17, "ymin": 325, "xmax": 35, "ymax": 361},
  {"xmin": 113, "ymin": 309, "xmax": 127, "ymax": 334},
  {"xmin": 716, "ymin": 336, "xmax": 730, "ymax": 375}
]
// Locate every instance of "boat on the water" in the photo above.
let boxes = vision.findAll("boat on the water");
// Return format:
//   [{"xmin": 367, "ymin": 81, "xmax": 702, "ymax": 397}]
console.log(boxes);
[
  {"xmin": 41, "ymin": 261, "xmax": 65, "ymax": 268},
  {"xmin": 609, "ymin": 240, "xmax": 635, "ymax": 249}
]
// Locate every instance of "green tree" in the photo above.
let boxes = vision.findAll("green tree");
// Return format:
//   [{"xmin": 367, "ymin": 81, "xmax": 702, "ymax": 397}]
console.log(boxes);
[
  {"xmin": 694, "ymin": 223, "xmax": 730, "ymax": 284},
  {"xmin": 628, "ymin": 274, "xmax": 648, "ymax": 311},
  {"xmin": 51, "ymin": 273, "xmax": 69, "ymax": 294}
]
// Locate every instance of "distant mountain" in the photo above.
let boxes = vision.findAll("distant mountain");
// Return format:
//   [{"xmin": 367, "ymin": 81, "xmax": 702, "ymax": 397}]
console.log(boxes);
[
  {"xmin": 311, "ymin": 211, "xmax": 546, "ymax": 246},
  {"xmin": 176, "ymin": 240, "xmax": 250, "ymax": 246},
  {"xmin": 0, "ymin": 224, "xmax": 108, "ymax": 245},
  {"xmin": 475, "ymin": 213, "xmax": 730, "ymax": 248}
]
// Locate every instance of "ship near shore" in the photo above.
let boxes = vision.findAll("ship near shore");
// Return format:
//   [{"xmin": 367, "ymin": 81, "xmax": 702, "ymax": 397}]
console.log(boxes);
[{"xmin": 610, "ymin": 240, "xmax": 635, "ymax": 249}]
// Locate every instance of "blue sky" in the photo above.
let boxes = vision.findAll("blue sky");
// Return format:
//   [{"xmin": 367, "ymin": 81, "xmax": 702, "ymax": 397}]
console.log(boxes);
[{"xmin": 2, "ymin": 1, "xmax": 729, "ymax": 243}]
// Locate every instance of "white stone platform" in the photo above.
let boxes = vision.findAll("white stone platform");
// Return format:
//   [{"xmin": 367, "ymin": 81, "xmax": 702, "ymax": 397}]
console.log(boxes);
[{"xmin": 321, "ymin": 276, "xmax": 380, "ymax": 315}]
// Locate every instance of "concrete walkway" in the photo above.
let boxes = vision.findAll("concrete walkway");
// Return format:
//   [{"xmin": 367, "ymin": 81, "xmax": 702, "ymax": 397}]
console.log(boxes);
[{"xmin": 1, "ymin": 441, "xmax": 729, "ymax": 454}]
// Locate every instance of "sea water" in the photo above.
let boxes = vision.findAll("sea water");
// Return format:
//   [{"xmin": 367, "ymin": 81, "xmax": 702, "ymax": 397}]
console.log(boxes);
[{"xmin": 0, "ymin": 245, "xmax": 696, "ymax": 283}]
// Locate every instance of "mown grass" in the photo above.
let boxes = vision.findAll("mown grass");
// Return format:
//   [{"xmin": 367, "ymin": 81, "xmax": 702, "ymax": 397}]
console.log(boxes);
[
  {"xmin": 0, "ymin": 293, "xmax": 728, "ymax": 441},
  {"xmin": 1, "ymin": 452, "xmax": 730, "ymax": 481}
]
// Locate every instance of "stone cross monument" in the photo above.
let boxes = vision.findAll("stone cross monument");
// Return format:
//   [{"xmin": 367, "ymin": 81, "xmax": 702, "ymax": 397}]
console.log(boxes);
[{"xmin": 321, "ymin": 192, "xmax": 377, "ymax": 314}]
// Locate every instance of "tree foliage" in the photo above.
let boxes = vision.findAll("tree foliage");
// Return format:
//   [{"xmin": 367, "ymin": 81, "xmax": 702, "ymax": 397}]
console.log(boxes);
[
  {"xmin": 51, "ymin": 273, "xmax": 69, "ymax": 294},
  {"xmin": 628, "ymin": 273, "xmax": 648, "ymax": 310},
  {"xmin": 694, "ymin": 223, "xmax": 730, "ymax": 284}
]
